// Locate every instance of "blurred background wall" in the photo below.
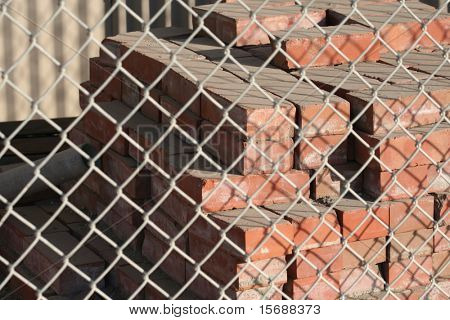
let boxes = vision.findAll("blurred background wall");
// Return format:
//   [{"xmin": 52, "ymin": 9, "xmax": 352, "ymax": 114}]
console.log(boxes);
[{"xmin": 0, "ymin": 0, "xmax": 447, "ymax": 122}]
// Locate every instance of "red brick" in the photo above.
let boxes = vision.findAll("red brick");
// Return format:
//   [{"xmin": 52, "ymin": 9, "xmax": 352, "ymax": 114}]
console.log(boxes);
[
  {"xmin": 311, "ymin": 164, "xmax": 364, "ymax": 200},
  {"xmin": 186, "ymin": 264, "xmax": 283, "ymax": 299},
  {"xmin": 143, "ymin": 205, "xmax": 187, "ymax": 250},
  {"xmin": 160, "ymin": 95, "xmax": 201, "ymax": 129},
  {"xmin": 79, "ymin": 81, "xmax": 112, "ymax": 110},
  {"xmin": 432, "ymin": 251, "xmax": 450, "ymax": 278},
  {"xmin": 142, "ymin": 229, "xmax": 187, "ymax": 285},
  {"xmin": 284, "ymin": 274, "xmax": 340, "ymax": 300},
  {"xmin": 428, "ymin": 161, "xmax": 450, "ymax": 194},
  {"xmin": 68, "ymin": 127, "xmax": 103, "ymax": 152},
  {"xmin": 364, "ymin": 163, "xmax": 445, "ymax": 201},
  {"xmin": 201, "ymin": 84, "xmax": 296, "ymax": 140},
  {"xmin": 286, "ymin": 264, "xmax": 384, "ymax": 299},
  {"xmin": 65, "ymin": 222, "xmax": 118, "ymax": 265},
  {"xmin": 149, "ymin": 174, "xmax": 196, "ymax": 225},
  {"xmin": 122, "ymin": 77, "xmax": 161, "ymax": 123},
  {"xmin": 381, "ymin": 49, "xmax": 450, "ymax": 80},
  {"xmin": 142, "ymin": 88, "xmax": 162, "ymax": 123},
  {"xmin": 102, "ymin": 149, "xmax": 151, "ymax": 199},
  {"xmin": 288, "ymin": 237, "xmax": 386, "ymax": 279},
  {"xmin": 80, "ymin": 171, "xmax": 144, "ymax": 226},
  {"xmin": 340, "ymin": 238, "xmax": 386, "ymax": 270},
  {"xmin": 89, "ymin": 57, "xmax": 121, "ymax": 100},
  {"xmin": 299, "ymin": 65, "xmax": 382, "ymax": 96},
  {"xmin": 194, "ymin": 4, "xmax": 326, "ymax": 46},
  {"xmin": 295, "ymin": 134, "xmax": 347, "ymax": 169},
  {"xmin": 265, "ymin": 201, "xmax": 341, "ymax": 250},
  {"xmin": 0, "ymin": 206, "xmax": 68, "ymax": 256},
  {"xmin": 347, "ymin": 61, "xmax": 431, "ymax": 85},
  {"xmin": 388, "ymin": 229, "xmax": 434, "ymax": 261},
  {"xmin": 346, "ymin": 79, "xmax": 449, "ymax": 135},
  {"xmin": 334, "ymin": 197, "xmax": 390, "ymax": 242},
  {"xmin": 189, "ymin": 206, "xmax": 294, "ymax": 261},
  {"xmin": 311, "ymin": 168, "xmax": 341, "ymax": 200},
  {"xmin": 188, "ymin": 233, "xmax": 287, "ymax": 290},
  {"xmin": 287, "ymin": 244, "xmax": 343, "ymax": 279},
  {"xmin": 355, "ymin": 123, "xmax": 450, "ymax": 171},
  {"xmin": 22, "ymin": 232, "xmax": 105, "ymax": 296},
  {"xmin": 383, "ymin": 255, "xmax": 432, "ymax": 291},
  {"xmin": 328, "ymin": 2, "xmax": 450, "ymax": 52},
  {"xmin": 149, "ymin": 152, "xmax": 310, "ymax": 213},
  {"xmin": 161, "ymin": 61, "xmax": 210, "ymax": 117},
  {"xmin": 271, "ymin": 25, "xmax": 379, "ymax": 69},
  {"xmin": 115, "ymin": 265, "xmax": 146, "ymax": 299},
  {"xmin": 201, "ymin": 123, "xmax": 294, "ymax": 175},
  {"xmin": 81, "ymin": 101, "xmax": 131, "ymax": 155},
  {"xmin": 434, "ymin": 225, "xmax": 450, "ymax": 253},
  {"xmin": 337, "ymin": 265, "xmax": 385, "ymax": 297},
  {"xmin": 215, "ymin": 56, "xmax": 350, "ymax": 138},
  {"xmin": 389, "ymin": 196, "xmax": 434, "ymax": 233}
]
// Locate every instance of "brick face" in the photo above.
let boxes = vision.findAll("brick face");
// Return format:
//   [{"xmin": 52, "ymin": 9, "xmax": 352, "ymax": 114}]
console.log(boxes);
[
  {"xmin": 271, "ymin": 25, "xmax": 380, "ymax": 69},
  {"xmin": 38, "ymin": 4, "xmax": 450, "ymax": 299}
]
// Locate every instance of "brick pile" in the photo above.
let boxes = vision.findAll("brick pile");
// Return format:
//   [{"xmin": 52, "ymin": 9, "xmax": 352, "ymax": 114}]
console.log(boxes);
[{"xmin": 2, "ymin": 0, "xmax": 447, "ymax": 300}]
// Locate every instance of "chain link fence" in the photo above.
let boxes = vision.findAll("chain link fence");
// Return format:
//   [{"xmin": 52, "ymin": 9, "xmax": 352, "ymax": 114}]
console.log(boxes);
[{"xmin": 0, "ymin": 0, "xmax": 449, "ymax": 300}]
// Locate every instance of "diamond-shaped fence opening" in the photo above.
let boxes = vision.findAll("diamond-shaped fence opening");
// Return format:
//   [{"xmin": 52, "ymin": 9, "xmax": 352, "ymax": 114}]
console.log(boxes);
[{"xmin": 0, "ymin": 0, "xmax": 448, "ymax": 300}]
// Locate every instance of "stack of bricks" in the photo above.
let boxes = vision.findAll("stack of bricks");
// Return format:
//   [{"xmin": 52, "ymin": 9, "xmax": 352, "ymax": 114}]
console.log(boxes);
[{"xmin": 60, "ymin": 0, "xmax": 449, "ymax": 299}]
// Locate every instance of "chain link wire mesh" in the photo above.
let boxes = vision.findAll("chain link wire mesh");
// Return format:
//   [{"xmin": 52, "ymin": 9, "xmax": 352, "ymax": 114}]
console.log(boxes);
[{"xmin": 0, "ymin": 0, "xmax": 449, "ymax": 300}]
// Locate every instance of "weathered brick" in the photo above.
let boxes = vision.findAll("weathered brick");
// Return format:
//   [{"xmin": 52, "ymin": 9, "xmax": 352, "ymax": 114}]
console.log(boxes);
[
  {"xmin": 271, "ymin": 25, "xmax": 379, "ymax": 69},
  {"xmin": 265, "ymin": 201, "xmax": 341, "ymax": 250},
  {"xmin": 432, "ymin": 251, "xmax": 450, "ymax": 278},
  {"xmin": 189, "ymin": 233, "xmax": 287, "ymax": 290},
  {"xmin": 194, "ymin": 4, "xmax": 326, "ymax": 46},
  {"xmin": 328, "ymin": 2, "xmax": 450, "ymax": 52},
  {"xmin": 346, "ymin": 79, "xmax": 449, "ymax": 135},
  {"xmin": 334, "ymin": 197, "xmax": 390, "ymax": 242},
  {"xmin": 82, "ymin": 100, "xmax": 147, "ymax": 155},
  {"xmin": 381, "ymin": 49, "xmax": 450, "ymax": 80},
  {"xmin": 189, "ymin": 206, "xmax": 294, "ymax": 261},
  {"xmin": 160, "ymin": 95, "xmax": 201, "ymax": 130},
  {"xmin": 288, "ymin": 237, "xmax": 386, "ymax": 279},
  {"xmin": 382, "ymin": 255, "xmax": 432, "ymax": 291},
  {"xmin": 79, "ymin": 81, "xmax": 112, "ymax": 110},
  {"xmin": 102, "ymin": 149, "xmax": 151, "ymax": 199},
  {"xmin": 389, "ymin": 196, "xmax": 434, "ymax": 233},
  {"xmin": 285, "ymin": 264, "xmax": 384, "ymax": 299},
  {"xmin": 186, "ymin": 265, "xmax": 283, "ymax": 299},
  {"xmin": 364, "ymin": 163, "xmax": 447, "ymax": 201},
  {"xmin": 354, "ymin": 123, "xmax": 450, "ymax": 171},
  {"xmin": 299, "ymin": 65, "xmax": 382, "ymax": 96},
  {"xmin": 310, "ymin": 163, "xmax": 363, "ymax": 200},
  {"xmin": 434, "ymin": 225, "xmax": 450, "ymax": 252},
  {"xmin": 0, "ymin": 206, "xmax": 68, "ymax": 256},
  {"xmin": 295, "ymin": 134, "xmax": 348, "ymax": 169},
  {"xmin": 388, "ymin": 229, "xmax": 434, "ymax": 261},
  {"xmin": 21, "ymin": 231, "xmax": 104, "ymax": 296},
  {"xmin": 284, "ymin": 274, "xmax": 340, "ymax": 300},
  {"xmin": 311, "ymin": 168, "xmax": 341, "ymax": 200},
  {"xmin": 89, "ymin": 57, "xmax": 121, "ymax": 100},
  {"xmin": 201, "ymin": 83, "xmax": 296, "ymax": 140},
  {"xmin": 145, "ymin": 147, "xmax": 310, "ymax": 213},
  {"xmin": 142, "ymin": 228, "xmax": 187, "ymax": 285},
  {"xmin": 121, "ymin": 77, "xmax": 161, "ymax": 123},
  {"xmin": 215, "ymin": 56, "xmax": 350, "ymax": 138},
  {"xmin": 347, "ymin": 61, "xmax": 431, "ymax": 85},
  {"xmin": 201, "ymin": 122, "xmax": 294, "ymax": 175},
  {"xmin": 287, "ymin": 244, "xmax": 342, "ymax": 279}
]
